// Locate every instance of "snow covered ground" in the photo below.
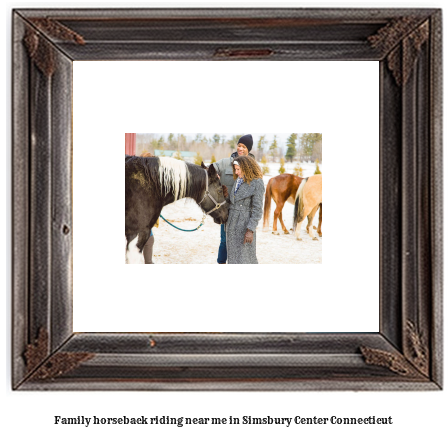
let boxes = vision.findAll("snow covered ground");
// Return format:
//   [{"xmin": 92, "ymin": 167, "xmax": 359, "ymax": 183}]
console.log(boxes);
[{"xmin": 127, "ymin": 162, "xmax": 322, "ymax": 264}]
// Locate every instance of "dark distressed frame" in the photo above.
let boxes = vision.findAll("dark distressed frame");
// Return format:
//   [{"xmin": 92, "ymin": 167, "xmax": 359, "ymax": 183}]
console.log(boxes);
[{"xmin": 12, "ymin": 8, "xmax": 442, "ymax": 390}]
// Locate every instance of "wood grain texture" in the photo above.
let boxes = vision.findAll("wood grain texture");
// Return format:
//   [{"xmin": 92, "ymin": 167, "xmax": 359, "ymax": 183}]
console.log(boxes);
[
  {"xmin": 12, "ymin": 7, "xmax": 443, "ymax": 391},
  {"xmin": 429, "ymin": 10, "xmax": 443, "ymax": 388},
  {"xmin": 12, "ymin": 12, "xmax": 31, "ymax": 388}
]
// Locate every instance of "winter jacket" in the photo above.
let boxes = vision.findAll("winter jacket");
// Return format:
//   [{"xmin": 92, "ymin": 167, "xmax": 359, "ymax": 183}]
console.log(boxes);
[
  {"xmin": 226, "ymin": 177, "xmax": 265, "ymax": 264},
  {"xmin": 213, "ymin": 151, "xmax": 256, "ymax": 194}
]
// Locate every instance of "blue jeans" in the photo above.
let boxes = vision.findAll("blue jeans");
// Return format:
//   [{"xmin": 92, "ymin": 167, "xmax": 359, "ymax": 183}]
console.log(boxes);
[{"xmin": 217, "ymin": 224, "xmax": 227, "ymax": 263}]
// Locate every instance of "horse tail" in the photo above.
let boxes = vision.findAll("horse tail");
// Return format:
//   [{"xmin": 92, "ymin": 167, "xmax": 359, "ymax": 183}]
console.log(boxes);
[
  {"xmin": 293, "ymin": 177, "xmax": 308, "ymax": 230},
  {"xmin": 263, "ymin": 179, "xmax": 273, "ymax": 230}
]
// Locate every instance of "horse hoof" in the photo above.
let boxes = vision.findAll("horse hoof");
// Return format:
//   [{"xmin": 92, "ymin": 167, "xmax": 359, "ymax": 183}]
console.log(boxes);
[
  {"xmin": 313, "ymin": 237, "xmax": 319, "ymax": 241},
  {"xmin": 272, "ymin": 231, "xmax": 280, "ymax": 235},
  {"xmin": 296, "ymin": 237, "xmax": 302, "ymax": 241},
  {"xmin": 284, "ymin": 230, "xmax": 290, "ymax": 235},
  {"xmin": 318, "ymin": 234, "xmax": 322, "ymax": 237}
]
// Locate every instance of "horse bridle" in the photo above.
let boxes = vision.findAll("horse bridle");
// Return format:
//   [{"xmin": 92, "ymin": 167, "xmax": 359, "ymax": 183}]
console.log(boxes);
[{"xmin": 198, "ymin": 169, "xmax": 227, "ymax": 215}]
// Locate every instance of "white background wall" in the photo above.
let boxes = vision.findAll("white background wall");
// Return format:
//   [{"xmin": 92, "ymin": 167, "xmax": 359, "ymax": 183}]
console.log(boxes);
[{"xmin": 73, "ymin": 59, "xmax": 379, "ymax": 333}]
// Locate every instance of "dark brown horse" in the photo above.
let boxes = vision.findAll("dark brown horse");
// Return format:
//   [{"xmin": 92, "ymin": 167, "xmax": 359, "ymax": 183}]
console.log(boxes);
[
  {"xmin": 125, "ymin": 155, "xmax": 228, "ymax": 260},
  {"xmin": 262, "ymin": 173, "xmax": 322, "ymax": 237}
]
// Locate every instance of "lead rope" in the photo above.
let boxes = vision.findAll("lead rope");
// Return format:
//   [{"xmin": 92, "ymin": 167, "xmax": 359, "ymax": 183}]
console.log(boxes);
[{"xmin": 159, "ymin": 211, "xmax": 207, "ymax": 232}]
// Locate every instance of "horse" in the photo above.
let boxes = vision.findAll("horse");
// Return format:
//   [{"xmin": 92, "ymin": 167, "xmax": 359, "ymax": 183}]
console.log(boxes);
[
  {"xmin": 125, "ymin": 155, "xmax": 228, "ymax": 258},
  {"xmin": 263, "ymin": 173, "xmax": 322, "ymax": 237},
  {"xmin": 293, "ymin": 174, "xmax": 322, "ymax": 241}
]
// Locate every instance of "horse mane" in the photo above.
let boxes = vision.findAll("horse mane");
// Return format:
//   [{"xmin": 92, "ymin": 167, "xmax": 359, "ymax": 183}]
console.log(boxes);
[
  {"xmin": 126, "ymin": 156, "xmax": 210, "ymax": 202},
  {"xmin": 185, "ymin": 162, "xmax": 208, "ymax": 201},
  {"xmin": 157, "ymin": 157, "xmax": 190, "ymax": 201}
]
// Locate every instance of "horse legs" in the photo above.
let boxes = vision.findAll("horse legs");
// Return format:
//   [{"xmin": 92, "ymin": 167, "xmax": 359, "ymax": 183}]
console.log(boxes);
[
  {"xmin": 294, "ymin": 218, "xmax": 304, "ymax": 240},
  {"xmin": 295, "ymin": 205, "xmax": 318, "ymax": 241},
  {"xmin": 126, "ymin": 234, "xmax": 142, "ymax": 264},
  {"xmin": 317, "ymin": 203, "xmax": 322, "ymax": 237},
  {"xmin": 125, "ymin": 232, "xmax": 138, "ymax": 264},
  {"xmin": 136, "ymin": 229, "xmax": 151, "ymax": 253},
  {"xmin": 272, "ymin": 201, "xmax": 285, "ymax": 235},
  {"xmin": 126, "ymin": 229, "xmax": 151, "ymax": 264},
  {"xmin": 306, "ymin": 204, "xmax": 320, "ymax": 240},
  {"xmin": 125, "ymin": 232, "xmax": 138, "ymax": 250},
  {"xmin": 278, "ymin": 211, "xmax": 289, "ymax": 234}
]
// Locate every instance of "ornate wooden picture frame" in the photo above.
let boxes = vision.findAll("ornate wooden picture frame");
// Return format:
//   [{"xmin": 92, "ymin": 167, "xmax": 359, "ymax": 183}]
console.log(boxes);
[{"xmin": 12, "ymin": 8, "xmax": 442, "ymax": 390}]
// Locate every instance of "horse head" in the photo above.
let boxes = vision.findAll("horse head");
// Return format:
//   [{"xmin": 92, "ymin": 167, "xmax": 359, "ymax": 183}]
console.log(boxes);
[{"xmin": 200, "ymin": 162, "xmax": 229, "ymax": 224}]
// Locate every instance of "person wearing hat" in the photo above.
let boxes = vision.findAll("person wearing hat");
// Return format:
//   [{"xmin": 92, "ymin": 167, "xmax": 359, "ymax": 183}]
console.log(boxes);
[
  {"xmin": 226, "ymin": 155, "xmax": 265, "ymax": 264},
  {"xmin": 213, "ymin": 134, "xmax": 256, "ymax": 264}
]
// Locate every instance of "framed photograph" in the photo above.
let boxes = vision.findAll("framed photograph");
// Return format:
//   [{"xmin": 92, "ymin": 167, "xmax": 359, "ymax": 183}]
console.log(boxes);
[
  {"xmin": 12, "ymin": 7, "xmax": 442, "ymax": 390},
  {"xmin": 123, "ymin": 132, "xmax": 324, "ymax": 265}
]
